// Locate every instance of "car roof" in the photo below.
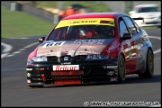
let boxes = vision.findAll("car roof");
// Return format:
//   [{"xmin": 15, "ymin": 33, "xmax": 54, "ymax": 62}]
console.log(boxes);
[
  {"xmin": 62, "ymin": 12, "xmax": 128, "ymax": 20},
  {"xmin": 135, "ymin": 4, "xmax": 158, "ymax": 8}
]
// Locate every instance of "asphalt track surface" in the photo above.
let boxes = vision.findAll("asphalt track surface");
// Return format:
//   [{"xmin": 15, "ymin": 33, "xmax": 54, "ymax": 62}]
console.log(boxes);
[{"xmin": 1, "ymin": 28, "xmax": 161, "ymax": 107}]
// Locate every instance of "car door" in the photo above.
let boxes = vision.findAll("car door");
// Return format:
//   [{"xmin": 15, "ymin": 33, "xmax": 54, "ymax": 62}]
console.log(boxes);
[
  {"xmin": 129, "ymin": 17, "xmax": 146, "ymax": 71},
  {"xmin": 122, "ymin": 16, "xmax": 144, "ymax": 72},
  {"xmin": 119, "ymin": 17, "xmax": 137, "ymax": 73}
]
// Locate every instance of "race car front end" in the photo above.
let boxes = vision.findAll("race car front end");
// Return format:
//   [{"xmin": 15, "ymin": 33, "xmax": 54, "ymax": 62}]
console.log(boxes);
[
  {"xmin": 26, "ymin": 15, "xmax": 119, "ymax": 87},
  {"xmin": 26, "ymin": 54, "xmax": 119, "ymax": 87}
]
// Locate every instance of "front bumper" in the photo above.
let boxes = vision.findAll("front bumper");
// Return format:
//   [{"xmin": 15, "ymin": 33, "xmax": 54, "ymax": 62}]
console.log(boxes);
[{"xmin": 26, "ymin": 60, "xmax": 118, "ymax": 86}]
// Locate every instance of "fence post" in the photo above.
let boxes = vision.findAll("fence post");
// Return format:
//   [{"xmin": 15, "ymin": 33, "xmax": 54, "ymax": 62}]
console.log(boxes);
[
  {"xmin": 10, "ymin": 2, "xmax": 22, "ymax": 11},
  {"xmin": 53, "ymin": 14, "xmax": 59, "ymax": 24},
  {"xmin": 10, "ymin": 2, "xmax": 16, "ymax": 11}
]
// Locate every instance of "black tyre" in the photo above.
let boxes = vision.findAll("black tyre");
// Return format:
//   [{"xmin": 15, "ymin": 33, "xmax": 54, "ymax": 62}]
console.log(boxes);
[
  {"xmin": 117, "ymin": 54, "xmax": 126, "ymax": 83},
  {"xmin": 138, "ymin": 49, "xmax": 154, "ymax": 78}
]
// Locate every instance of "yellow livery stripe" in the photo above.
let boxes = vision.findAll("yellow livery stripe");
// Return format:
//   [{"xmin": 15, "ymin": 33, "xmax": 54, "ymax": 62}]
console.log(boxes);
[{"xmin": 56, "ymin": 18, "xmax": 115, "ymax": 29}]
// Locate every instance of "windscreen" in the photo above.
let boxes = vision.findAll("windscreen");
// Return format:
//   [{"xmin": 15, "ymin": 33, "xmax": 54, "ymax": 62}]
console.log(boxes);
[
  {"xmin": 136, "ymin": 7, "xmax": 160, "ymax": 13},
  {"xmin": 47, "ymin": 18, "xmax": 115, "ymax": 41}
]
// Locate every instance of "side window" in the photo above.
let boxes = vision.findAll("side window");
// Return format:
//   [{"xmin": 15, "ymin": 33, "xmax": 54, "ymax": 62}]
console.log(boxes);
[
  {"xmin": 119, "ymin": 19, "xmax": 129, "ymax": 38},
  {"xmin": 123, "ymin": 17, "xmax": 138, "ymax": 35},
  {"xmin": 132, "ymin": 19, "xmax": 141, "ymax": 33}
]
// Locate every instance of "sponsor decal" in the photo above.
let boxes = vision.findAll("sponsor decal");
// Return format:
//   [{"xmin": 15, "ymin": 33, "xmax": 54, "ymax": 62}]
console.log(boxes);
[
  {"xmin": 100, "ymin": 20, "xmax": 114, "ymax": 25},
  {"xmin": 54, "ymin": 80, "xmax": 81, "ymax": 85},
  {"xmin": 73, "ymin": 20, "xmax": 97, "ymax": 24},
  {"xmin": 53, "ymin": 65, "xmax": 79, "ymax": 71},
  {"xmin": 107, "ymin": 66, "xmax": 118, "ymax": 69},
  {"xmin": 123, "ymin": 40, "xmax": 137, "ymax": 59},
  {"xmin": 26, "ymin": 68, "xmax": 33, "ymax": 71},
  {"xmin": 131, "ymin": 41, "xmax": 137, "ymax": 57},
  {"xmin": 62, "ymin": 62, "xmax": 71, "ymax": 65},
  {"xmin": 51, "ymin": 71, "xmax": 84, "ymax": 76},
  {"xmin": 56, "ymin": 18, "xmax": 115, "ymax": 29},
  {"xmin": 73, "ymin": 39, "xmax": 105, "ymax": 44},
  {"xmin": 123, "ymin": 44, "xmax": 129, "ymax": 58}
]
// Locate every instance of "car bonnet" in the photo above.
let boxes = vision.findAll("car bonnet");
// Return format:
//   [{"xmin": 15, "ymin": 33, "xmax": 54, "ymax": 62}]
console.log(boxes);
[{"xmin": 36, "ymin": 39, "xmax": 113, "ymax": 57}]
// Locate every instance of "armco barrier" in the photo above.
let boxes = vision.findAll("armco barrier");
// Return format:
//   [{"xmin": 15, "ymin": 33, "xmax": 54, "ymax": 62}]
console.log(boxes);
[{"xmin": 1, "ymin": 1, "xmax": 59, "ymax": 24}]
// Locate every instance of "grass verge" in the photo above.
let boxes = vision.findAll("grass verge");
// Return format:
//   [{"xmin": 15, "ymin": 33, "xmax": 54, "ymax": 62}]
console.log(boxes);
[{"xmin": 1, "ymin": 6, "xmax": 54, "ymax": 39}]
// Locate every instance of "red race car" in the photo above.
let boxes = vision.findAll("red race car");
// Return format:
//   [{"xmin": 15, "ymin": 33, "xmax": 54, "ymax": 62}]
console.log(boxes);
[{"xmin": 26, "ymin": 12, "xmax": 154, "ymax": 88}]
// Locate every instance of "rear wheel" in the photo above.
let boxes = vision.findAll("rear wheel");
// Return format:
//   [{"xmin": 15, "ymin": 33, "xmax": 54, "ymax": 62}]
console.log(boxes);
[
  {"xmin": 117, "ymin": 54, "xmax": 126, "ymax": 83},
  {"xmin": 138, "ymin": 49, "xmax": 154, "ymax": 78}
]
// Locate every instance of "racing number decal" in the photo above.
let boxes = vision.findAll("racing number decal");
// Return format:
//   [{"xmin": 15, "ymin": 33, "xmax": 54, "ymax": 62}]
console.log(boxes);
[{"xmin": 43, "ymin": 42, "xmax": 64, "ymax": 47}]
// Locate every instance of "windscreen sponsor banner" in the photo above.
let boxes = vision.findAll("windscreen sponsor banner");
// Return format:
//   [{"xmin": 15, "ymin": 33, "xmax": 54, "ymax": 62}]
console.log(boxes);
[{"xmin": 56, "ymin": 18, "xmax": 115, "ymax": 29}]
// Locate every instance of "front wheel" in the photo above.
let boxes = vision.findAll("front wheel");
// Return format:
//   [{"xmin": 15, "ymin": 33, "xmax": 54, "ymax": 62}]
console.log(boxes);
[
  {"xmin": 117, "ymin": 54, "xmax": 126, "ymax": 83},
  {"xmin": 138, "ymin": 49, "xmax": 154, "ymax": 78}
]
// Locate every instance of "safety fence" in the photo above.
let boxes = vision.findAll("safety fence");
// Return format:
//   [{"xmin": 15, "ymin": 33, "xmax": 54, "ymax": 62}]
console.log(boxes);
[{"xmin": 1, "ymin": 1, "xmax": 59, "ymax": 24}]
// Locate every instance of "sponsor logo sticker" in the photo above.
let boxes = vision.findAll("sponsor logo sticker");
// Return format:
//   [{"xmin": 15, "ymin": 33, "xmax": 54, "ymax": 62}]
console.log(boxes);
[{"xmin": 53, "ymin": 65, "xmax": 79, "ymax": 71}]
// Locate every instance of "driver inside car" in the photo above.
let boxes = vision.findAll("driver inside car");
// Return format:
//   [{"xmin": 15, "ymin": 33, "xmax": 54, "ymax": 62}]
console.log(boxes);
[{"xmin": 78, "ymin": 27, "xmax": 98, "ymax": 39}]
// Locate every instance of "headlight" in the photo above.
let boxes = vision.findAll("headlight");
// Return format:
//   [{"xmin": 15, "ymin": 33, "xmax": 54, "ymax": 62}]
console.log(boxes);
[
  {"xmin": 32, "ymin": 56, "xmax": 47, "ymax": 62},
  {"xmin": 86, "ymin": 54, "xmax": 109, "ymax": 60}
]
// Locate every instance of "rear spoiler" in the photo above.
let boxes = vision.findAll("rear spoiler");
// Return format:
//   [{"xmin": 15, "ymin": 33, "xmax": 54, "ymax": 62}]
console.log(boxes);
[{"xmin": 132, "ymin": 18, "xmax": 144, "ymax": 23}]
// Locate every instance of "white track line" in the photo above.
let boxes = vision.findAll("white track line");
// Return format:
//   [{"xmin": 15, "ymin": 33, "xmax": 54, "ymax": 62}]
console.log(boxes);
[
  {"xmin": 6, "ymin": 42, "xmax": 38, "ymax": 57},
  {"xmin": 1, "ymin": 42, "xmax": 38, "ymax": 58},
  {"xmin": 149, "ymin": 36, "xmax": 161, "ymax": 54},
  {"xmin": 1, "ymin": 42, "xmax": 13, "ymax": 58},
  {"xmin": 1, "ymin": 42, "xmax": 13, "ymax": 53}
]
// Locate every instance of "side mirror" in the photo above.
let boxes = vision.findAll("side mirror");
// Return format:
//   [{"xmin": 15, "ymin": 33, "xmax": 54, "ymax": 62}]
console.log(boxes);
[
  {"xmin": 38, "ymin": 37, "xmax": 45, "ymax": 43},
  {"xmin": 122, "ymin": 33, "xmax": 131, "ymax": 40}
]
